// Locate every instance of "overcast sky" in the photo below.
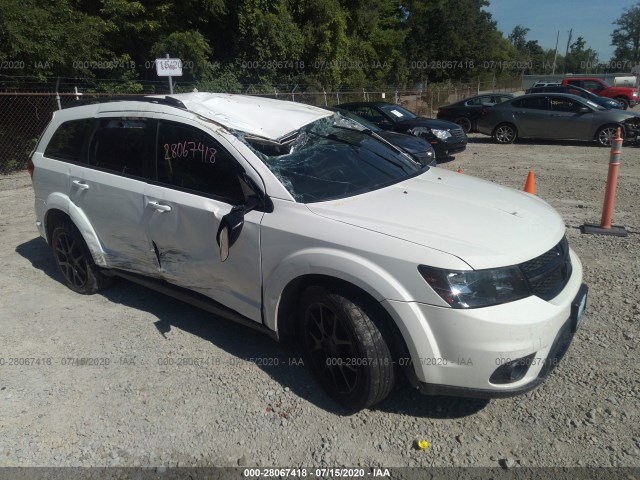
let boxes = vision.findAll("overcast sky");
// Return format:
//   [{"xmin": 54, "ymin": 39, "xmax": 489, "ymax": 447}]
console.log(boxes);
[{"xmin": 484, "ymin": 0, "xmax": 638, "ymax": 62}]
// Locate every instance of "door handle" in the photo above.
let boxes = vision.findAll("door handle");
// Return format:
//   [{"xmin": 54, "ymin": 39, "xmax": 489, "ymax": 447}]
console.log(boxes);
[
  {"xmin": 147, "ymin": 201, "xmax": 172, "ymax": 213},
  {"xmin": 72, "ymin": 180, "xmax": 89, "ymax": 190},
  {"xmin": 551, "ymin": 114, "xmax": 562, "ymax": 117}
]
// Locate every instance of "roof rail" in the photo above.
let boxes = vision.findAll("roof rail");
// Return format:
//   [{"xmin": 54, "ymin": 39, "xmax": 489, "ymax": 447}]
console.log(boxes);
[{"xmin": 62, "ymin": 95, "xmax": 187, "ymax": 110}]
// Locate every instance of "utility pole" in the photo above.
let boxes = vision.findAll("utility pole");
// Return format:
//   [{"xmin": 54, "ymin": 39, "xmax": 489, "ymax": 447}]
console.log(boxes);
[
  {"xmin": 563, "ymin": 28, "xmax": 573, "ymax": 74},
  {"xmin": 552, "ymin": 30, "xmax": 560, "ymax": 75}
]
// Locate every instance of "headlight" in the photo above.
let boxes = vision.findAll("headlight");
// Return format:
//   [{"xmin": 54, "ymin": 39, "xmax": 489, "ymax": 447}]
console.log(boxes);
[
  {"xmin": 430, "ymin": 128, "xmax": 452, "ymax": 140},
  {"xmin": 418, "ymin": 265, "xmax": 530, "ymax": 308},
  {"xmin": 408, "ymin": 126, "xmax": 452, "ymax": 140}
]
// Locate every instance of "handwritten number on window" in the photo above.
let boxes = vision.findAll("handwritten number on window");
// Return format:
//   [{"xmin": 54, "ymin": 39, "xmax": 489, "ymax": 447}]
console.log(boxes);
[{"xmin": 163, "ymin": 141, "xmax": 217, "ymax": 164}]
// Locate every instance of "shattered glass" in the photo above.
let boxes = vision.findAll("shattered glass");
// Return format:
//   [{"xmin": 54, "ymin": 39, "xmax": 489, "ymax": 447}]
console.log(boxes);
[{"xmin": 236, "ymin": 113, "xmax": 426, "ymax": 203}]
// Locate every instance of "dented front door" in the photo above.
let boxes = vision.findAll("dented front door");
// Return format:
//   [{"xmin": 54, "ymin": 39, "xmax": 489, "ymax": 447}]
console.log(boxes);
[{"xmin": 143, "ymin": 120, "xmax": 263, "ymax": 323}]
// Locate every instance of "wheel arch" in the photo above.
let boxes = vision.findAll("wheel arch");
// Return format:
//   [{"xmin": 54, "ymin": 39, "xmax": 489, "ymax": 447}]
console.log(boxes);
[
  {"xmin": 275, "ymin": 274, "xmax": 414, "ymax": 374},
  {"xmin": 594, "ymin": 122, "xmax": 625, "ymax": 146},
  {"xmin": 492, "ymin": 122, "xmax": 518, "ymax": 143},
  {"xmin": 492, "ymin": 121, "xmax": 517, "ymax": 135},
  {"xmin": 43, "ymin": 193, "xmax": 107, "ymax": 266}
]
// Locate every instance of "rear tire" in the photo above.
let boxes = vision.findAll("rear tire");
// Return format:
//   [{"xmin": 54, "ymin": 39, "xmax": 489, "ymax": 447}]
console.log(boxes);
[
  {"xmin": 298, "ymin": 286, "xmax": 395, "ymax": 411},
  {"xmin": 493, "ymin": 123, "xmax": 517, "ymax": 144},
  {"xmin": 51, "ymin": 221, "xmax": 114, "ymax": 294},
  {"xmin": 454, "ymin": 117, "xmax": 472, "ymax": 133}
]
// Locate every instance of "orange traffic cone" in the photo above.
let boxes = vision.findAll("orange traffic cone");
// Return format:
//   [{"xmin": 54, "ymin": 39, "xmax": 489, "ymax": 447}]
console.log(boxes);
[
  {"xmin": 523, "ymin": 170, "xmax": 536, "ymax": 194},
  {"xmin": 457, "ymin": 166, "xmax": 463, "ymax": 173}
]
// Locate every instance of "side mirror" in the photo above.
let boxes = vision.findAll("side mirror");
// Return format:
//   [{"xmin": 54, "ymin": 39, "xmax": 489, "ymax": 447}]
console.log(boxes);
[
  {"xmin": 216, "ymin": 205, "xmax": 245, "ymax": 262},
  {"xmin": 376, "ymin": 119, "xmax": 393, "ymax": 129},
  {"xmin": 579, "ymin": 107, "xmax": 590, "ymax": 114}
]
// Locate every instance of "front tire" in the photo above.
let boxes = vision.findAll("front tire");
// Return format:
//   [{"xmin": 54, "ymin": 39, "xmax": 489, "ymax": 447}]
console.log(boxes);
[
  {"xmin": 51, "ymin": 221, "xmax": 113, "ymax": 294},
  {"xmin": 298, "ymin": 286, "xmax": 395, "ymax": 411},
  {"xmin": 596, "ymin": 124, "xmax": 624, "ymax": 147},
  {"xmin": 493, "ymin": 123, "xmax": 517, "ymax": 144}
]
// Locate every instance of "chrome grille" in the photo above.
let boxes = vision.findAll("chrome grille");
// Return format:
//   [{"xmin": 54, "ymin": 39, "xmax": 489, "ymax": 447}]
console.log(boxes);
[
  {"xmin": 520, "ymin": 237, "xmax": 572, "ymax": 301},
  {"xmin": 447, "ymin": 127, "xmax": 467, "ymax": 142}
]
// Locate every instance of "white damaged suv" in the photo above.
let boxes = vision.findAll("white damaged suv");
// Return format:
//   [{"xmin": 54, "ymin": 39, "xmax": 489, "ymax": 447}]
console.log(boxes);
[{"xmin": 29, "ymin": 93, "xmax": 588, "ymax": 410}]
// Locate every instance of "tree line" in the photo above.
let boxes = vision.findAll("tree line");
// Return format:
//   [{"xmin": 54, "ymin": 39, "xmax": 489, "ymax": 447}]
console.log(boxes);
[{"xmin": 1, "ymin": 0, "xmax": 639, "ymax": 92}]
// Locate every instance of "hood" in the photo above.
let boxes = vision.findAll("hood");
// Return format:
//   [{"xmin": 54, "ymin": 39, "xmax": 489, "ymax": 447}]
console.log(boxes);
[{"xmin": 306, "ymin": 168, "xmax": 565, "ymax": 269}]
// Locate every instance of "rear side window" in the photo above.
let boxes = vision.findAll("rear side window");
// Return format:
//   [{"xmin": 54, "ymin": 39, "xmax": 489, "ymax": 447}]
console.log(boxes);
[
  {"xmin": 156, "ymin": 122, "xmax": 245, "ymax": 204},
  {"xmin": 44, "ymin": 119, "xmax": 95, "ymax": 163},
  {"xmin": 88, "ymin": 118, "xmax": 149, "ymax": 178}
]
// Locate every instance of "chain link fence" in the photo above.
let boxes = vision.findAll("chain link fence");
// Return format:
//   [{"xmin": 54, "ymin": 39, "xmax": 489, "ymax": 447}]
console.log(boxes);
[{"xmin": 0, "ymin": 76, "xmax": 522, "ymax": 173}]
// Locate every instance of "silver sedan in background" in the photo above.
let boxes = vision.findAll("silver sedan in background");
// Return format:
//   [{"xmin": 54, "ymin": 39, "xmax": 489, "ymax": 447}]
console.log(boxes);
[{"xmin": 476, "ymin": 93, "xmax": 640, "ymax": 146}]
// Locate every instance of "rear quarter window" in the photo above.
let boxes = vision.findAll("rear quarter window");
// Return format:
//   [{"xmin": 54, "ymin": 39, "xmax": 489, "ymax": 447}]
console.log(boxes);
[
  {"xmin": 44, "ymin": 119, "xmax": 95, "ymax": 163},
  {"xmin": 88, "ymin": 117, "xmax": 149, "ymax": 178}
]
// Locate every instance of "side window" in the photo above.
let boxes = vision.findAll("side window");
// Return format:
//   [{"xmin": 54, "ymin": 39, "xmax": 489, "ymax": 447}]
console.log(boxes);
[
  {"xmin": 512, "ymin": 97, "xmax": 548, "ymax": 110},
  {"xmin": 353, "ymin": 106, "xmax": 385, "ymax": 123},
  {"xmin": 550, "ymin": 97, "xmax": 581, "ymax": 113},
  {"xmin": 44, "ymin": 119, "xmax": 95, "ymax": 163},
  {"xmin": 465, "ymin": 97, "xmax": 483, "ymax": 106},
  {"xmin": 157, "ymin": 122, "xmax": 244, "ymax": 204},
  {"xmin": 88, "ymin": 117, "xmax": 149, "ymax": 178},
  {"xmin": 566, "ymin": 80, "xmax": 582, "ymax": 88},
  {"xmin": 583, "ymin": 80, "xmax": 603, "ymax": 90}
]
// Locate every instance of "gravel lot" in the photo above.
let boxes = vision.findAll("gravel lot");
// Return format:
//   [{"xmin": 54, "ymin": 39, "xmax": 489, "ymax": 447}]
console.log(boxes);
[{"xmin": 0, "ymin": 133, "xmax": 639, "ymax": 470}]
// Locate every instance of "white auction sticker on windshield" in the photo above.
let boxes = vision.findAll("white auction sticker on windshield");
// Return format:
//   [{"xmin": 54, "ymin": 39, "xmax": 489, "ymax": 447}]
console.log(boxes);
[{"xmin": 390, "ymin": 109, "xmax": 404, "ymax": 118}]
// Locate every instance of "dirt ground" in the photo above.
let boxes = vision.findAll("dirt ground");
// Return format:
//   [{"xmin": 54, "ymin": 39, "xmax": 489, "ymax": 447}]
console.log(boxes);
[{"xmin": 0, "ymin": 133, "xmax": 639, "ymax": 470}]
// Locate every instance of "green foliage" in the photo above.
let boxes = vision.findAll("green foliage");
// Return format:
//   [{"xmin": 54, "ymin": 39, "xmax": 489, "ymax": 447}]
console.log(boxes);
[
  {"xmin": 235, "ymin": 0, "xmax": 305, "ymax": 84},
  {"xmin": 508, "ymin": 25, "xmax": 531, "ymax": 52},
  {"xmin": 0, "ymin": 0, "xmax": 541, "ymax": 88},
  {"xmin": 0, "ymin": 0, "xmax": 111, "ymax": 78},
  {"xmin": 404, "ymin": 0, "xmax": 514, "ymax": 83},
  {"xmin": 565, "ymin": 36, "xmax": 598, "ymax": 74},
  {"xmin": 611, "ymin": 3, "xmax": 640, "ymax": 63}
]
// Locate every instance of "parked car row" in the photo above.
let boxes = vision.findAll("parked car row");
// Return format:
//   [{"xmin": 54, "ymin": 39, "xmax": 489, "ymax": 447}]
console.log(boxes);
[
  {"xmin": 435, "ymin": 89, "xmax": 640, "ymax": 147},
  {"xmin": 315, "ymin": 87, "xmax": 639, "ymax": 160}
]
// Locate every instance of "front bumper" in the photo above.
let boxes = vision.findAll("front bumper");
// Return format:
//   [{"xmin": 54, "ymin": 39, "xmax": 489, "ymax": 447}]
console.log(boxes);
[
  {"xmin": 431, "ymin": 140, "xmax": 467, "ymax": 158},
  {"xmin": 381, "ymin": 249, "xmax": 585, "ymax": 397},
  {"xmin": 417, "ymin": 304, "xmax": 580, "ymax": 398}
]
